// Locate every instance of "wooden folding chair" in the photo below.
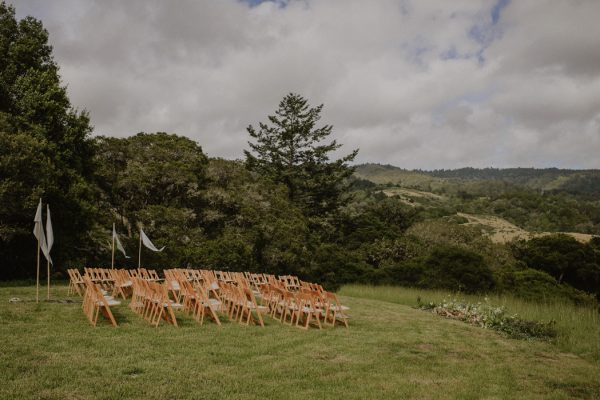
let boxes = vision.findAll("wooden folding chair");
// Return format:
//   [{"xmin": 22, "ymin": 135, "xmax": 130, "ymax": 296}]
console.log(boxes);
[
  {"xmin": 280, "ymin": 290, "xmax": 296, "ymax": 325},
  {"xmin": 67, "ymin": 269, "xmax": 86, "ymax": 296},
  {"xmin": 220, "ymin": 283, "xmax": 240, "ymax": 321},
  {"xmin": 82, "ymin": 277, "xmax": 120, "ymax": 327},
  {"xmin": 148, "ymin": 269, "xmax": 162, "ymax": 281},
  {"xmin": 192, "ymin": 281, "xmax": 222, "ymax": 326},
  {"xmin": 149, "ymin": 282, "xmax": 181, "ymax": 327},
  {"xmin": 293, "ymin": 292, "xmax": 322, "ymax": 330},
  {"xmin": 111, "ymin": 269, "xmax": 133, "ymax": 299},
  {"xmin": 239, "ymin": 287, "xmax": 268, "ymax": 327},
  {"xmin": 323, "ymin": 292, "xmax": 350, "ymax": 328},
  {"xmin": 129, "ymin": 277, "xmax": 145, "ymax": 315}
]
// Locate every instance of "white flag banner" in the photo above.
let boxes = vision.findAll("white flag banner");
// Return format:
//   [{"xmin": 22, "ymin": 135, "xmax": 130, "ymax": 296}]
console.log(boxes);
[
  {"xmin": 113, "ymin": 225, "xmax": 131, "ymax": 258},
  {"xmin": 33, "ymin": 199, "xmax": 51, "ymax": 263},
  {"xmin": 140, "ymin": 229, "xmax": 165, "ymax": 252},
  {"xmin": 46, "ymin": 204, "xmax": 53, "ymax": 264}
]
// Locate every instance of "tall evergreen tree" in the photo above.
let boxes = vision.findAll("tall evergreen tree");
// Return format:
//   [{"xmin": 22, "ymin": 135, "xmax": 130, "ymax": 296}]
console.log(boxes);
[
  {"xmin": 0, "ymin": 2, "xmax": 95, "ymax": 278},
  {"xmin": 244, "ymin": 93, "xmax": 358, "ymax": 217}
]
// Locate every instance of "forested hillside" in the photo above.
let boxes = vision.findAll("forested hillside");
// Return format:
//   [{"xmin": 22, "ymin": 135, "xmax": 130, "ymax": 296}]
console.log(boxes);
[
  {"xmin": 1, "ymin": 3, "xmax": 599, "ymax": 307},
  {"xmin": 356, "ymin": 163, "xmax": 600, "ymax": 234}
]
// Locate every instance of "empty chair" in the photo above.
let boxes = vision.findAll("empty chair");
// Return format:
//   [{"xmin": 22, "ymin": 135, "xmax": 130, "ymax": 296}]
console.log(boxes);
[
  {"xmin": 322, "ymin": 292, "xmax": 350, "ymax": 328},
  {"xmin": 67, "ymin": 268, "xmax": 86, "ymax": 296},
  {"xmin": 82, "ymin": 277, "xmax": 120, "ymax": 327}
]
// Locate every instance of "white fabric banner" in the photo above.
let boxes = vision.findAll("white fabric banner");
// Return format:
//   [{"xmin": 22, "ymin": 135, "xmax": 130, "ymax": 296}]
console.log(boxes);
[
  {"xmin": 140, "ymin": 229, "xmax": 165, "ymax": 252},
  {"xmin": 46, "ymin": 205, "xmax": 54, "ymax": 264},
  {"xmin": 33, "ymin": 199, "xmax": 51, "ymax": 263},
  {"xmin": 112, "ymin": 224, "xmax": 131, "ymax": 258}
]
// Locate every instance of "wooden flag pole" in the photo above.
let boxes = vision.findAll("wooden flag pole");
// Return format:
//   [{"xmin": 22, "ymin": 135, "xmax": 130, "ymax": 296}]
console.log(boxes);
[
  {"xmin": 111, "ymin": 223, "xmax": 116, "ymax": 270},
  {"xmin": 46, "ymin": 258, "xmax": 50, "ymax": 300},
  {"xmin": 36, "ymin": 233, "xmax": 40, "ymax": 303},
  {"xmin": 138, "ymin": 228, "xmax": 142, "ymax": 269}
]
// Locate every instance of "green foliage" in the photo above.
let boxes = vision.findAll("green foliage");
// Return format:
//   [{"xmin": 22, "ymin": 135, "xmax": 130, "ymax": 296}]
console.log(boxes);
[
  {"xmin": 245, "ymin": 93, "xmax": 358, "ymax": 217},
  {"xmin": 421, "ymin": 245, "xmax": 495, "ymax": 293},
  {"xmin": 512, "ymin": 234, "xmax": 600, "ymax": 298},
  {"xmin": 337, "ymin": 197, "xmax": 420, "ymax": 250},
  {"xmin": 355, "ymin": 163, "xmax": 600, "ymax": 234},
  {"xmin": 407, "ymin": 219, "xmax": 516, "ymax": 271},
  {"xmin": 0, "ymin": 3, "xmax": 95, "ymax": 278},
  {"xmin": 496, "ymin": 267, "xmax": 597, "ymax": 306},
  {"xmin": 419, "ymin": 297, "xmax": 558, "ymax": 340},
  {"xmin": 90, "ymin": 132, "xmax": 210, "ymax": 269},
  {"xmin": 94, "ymin": 133, "xmax": 207, "ymax": 213},
  {"xmin": 304, "ymin": 243, "xmax": 366, "ymax": 291},
  {"xmin": 200, "ymin": 158, "xmax": 309, "ymax": 276}
]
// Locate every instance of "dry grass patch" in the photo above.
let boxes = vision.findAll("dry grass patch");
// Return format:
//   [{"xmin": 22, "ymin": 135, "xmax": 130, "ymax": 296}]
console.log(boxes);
[{"xmin": 457, "ymin": 212, "xmax": 597, "ymax": 243}]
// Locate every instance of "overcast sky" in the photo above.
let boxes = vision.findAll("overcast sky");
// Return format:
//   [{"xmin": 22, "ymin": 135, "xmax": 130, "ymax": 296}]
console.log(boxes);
[{"xmin": 13, "ymin": 0, "xmax": 600, "ymax": 169}]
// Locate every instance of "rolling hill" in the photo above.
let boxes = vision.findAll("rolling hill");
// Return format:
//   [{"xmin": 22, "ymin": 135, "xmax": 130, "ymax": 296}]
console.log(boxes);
[{"xmin": 353, "ymin": 163, "xmax": 600, "ymax": 239}]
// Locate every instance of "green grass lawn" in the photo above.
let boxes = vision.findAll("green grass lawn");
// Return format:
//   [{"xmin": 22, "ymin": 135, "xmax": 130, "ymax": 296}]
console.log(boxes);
[
  {"xmin": 340, "ymin": 284, "xmax": 600, "ymax": 363},
  {"xmin": 1, "ymin": 284, "xmax": 599, "ymax": 400}
]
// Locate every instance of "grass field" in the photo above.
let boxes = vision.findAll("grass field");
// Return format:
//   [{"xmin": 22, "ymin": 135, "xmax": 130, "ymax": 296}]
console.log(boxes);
[
  {"xmin": 1, "ymin": 283, "xmax": 600, "ymax": 399},
  {"xmin": 340, "ymin": 284, "xmax": 600, "ymax": 363}
]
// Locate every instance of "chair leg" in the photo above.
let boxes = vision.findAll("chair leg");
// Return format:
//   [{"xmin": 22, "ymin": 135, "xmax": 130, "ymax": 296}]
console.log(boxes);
[
  {"xmin": 167, "ymin": 306, "xmax": 178, "ymax": 327},
  {"xmin": 256, "ymin": 310, "xmax": 265, "ymax": 327},
  {"xmin": 207, "ymin": 306, "xmax": 221, "ymax": 326}
]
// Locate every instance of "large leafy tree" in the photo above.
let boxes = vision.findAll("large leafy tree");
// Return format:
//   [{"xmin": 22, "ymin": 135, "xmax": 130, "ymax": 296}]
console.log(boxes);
[
  {"xmin": 0, "ymin": 2, "xmax": 95, "ymax": 278},
  {"xmin": 93, "ymin": 133, "xmax": 208, "ymax": 268},
  {"xmin": 244, "ymin": 93, "xmax": 358, "ymax": 218}
]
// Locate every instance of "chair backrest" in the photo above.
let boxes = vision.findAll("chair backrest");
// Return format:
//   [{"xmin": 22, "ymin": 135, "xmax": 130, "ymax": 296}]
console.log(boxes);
[{"xmin": 243, "ymin": 286, "xmax": 259, "ymax": 307}]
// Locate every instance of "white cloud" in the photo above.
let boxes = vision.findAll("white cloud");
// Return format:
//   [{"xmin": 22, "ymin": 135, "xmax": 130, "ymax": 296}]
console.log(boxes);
[{"xmin": 14, "ymin": 0, "xmax": 600, "ymax": 168}]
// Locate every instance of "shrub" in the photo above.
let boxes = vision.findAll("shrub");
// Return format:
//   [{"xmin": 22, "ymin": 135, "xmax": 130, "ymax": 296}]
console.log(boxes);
[
  {"xmin": 422, "ymin": 245, "xmax": 495, "ymax": 293},
  {"xmin": 418, "ymin": 297, "xmax": 557, "ymax": 340},
  {"xmin": 512, "ymin": 234, "xmax": 600, "ymax": 298},
  {"xmin": 497, "ymin": 267, "xmax": 597, "ymax": 307},
  {"xmin": 383, "ymin": 260, "xmax": 426, "ymax": 286}
]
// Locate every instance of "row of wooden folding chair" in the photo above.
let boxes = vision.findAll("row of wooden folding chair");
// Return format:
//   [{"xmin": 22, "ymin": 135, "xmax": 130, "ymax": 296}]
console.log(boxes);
[
  {"xmin": 198, "ymin": 269, "xmax": 221, "ymax": 292},
  {"xmin": 84, "ymin": 267, "xmax": 114, "ymax": 290},
  {"xmin": 259, "ymin": 284, "xmax": 349, "ymax": 329},
  {"xmin": 110, "ymin": 269, "xmax": 134, "ymax": 299},
  {"xmin": 82, "ymin": 276, "xmax": 120, "ymax": 327},
  {"xmin": 130, "ymin": 278, "xmax": 180, "ymax": 327},
  {"xmin": 245, "ymin": 273, "xmax": 268, "ymax": 292},
  {"xmin": 295, "ymin": 287, "xmax": 349, "ymax": 328},
  {"xmin": 278, "ymin": 275, "xmax": 301, "ymax": 291},
  {"xmin": 137, "ymin": 268, "xmax": 162, "ymax": 282},
  {"xmin": 199, "ymin": 268, "xmax": 350, "ymax": 328},
  {"xmin": 67, "ymin": 268, "xmax": 86, "ymax": 296},
  {"xmin": 174, "ymin": 273, "xmax": 222, "ymax": 326},
  {"xmin": 220, "ymin": 282, "xmax": 268, "ymax": 327},
  {"xmin": 214, "ymin": 270, "xmax": 237, "ymax": 284},
  {"xmin": 300, "ymin": 280, "xmax": 324, "ymax": 293},
  {"xmin": 259, "ymin": 285, "xmax": 316, "ymax": 329}
]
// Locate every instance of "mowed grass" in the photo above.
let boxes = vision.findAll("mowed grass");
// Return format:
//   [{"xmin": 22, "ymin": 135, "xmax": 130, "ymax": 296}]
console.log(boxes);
[
  {"xmin": 1, "ymin": 284, "xmax": 599, "ymax": 400},
  {"xmin": 340, "ymin": 284, "xmax": 600, "ymax": 364}
]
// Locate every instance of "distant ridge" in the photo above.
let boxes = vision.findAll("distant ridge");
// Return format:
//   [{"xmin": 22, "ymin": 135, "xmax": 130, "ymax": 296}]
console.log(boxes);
[{"xmin": 354, "ymin": 163, "xmax": 600, "ymax": 198}]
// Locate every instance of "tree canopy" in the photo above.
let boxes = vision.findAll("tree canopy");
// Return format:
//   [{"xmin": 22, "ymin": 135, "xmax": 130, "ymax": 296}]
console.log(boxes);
[
  {"xmin": 0, "ymin": 2, "xmax": 95, "ymax": 277},
  {"xmin": 245, "ymin": 93, "xmax": 358, "ymax": 218}
]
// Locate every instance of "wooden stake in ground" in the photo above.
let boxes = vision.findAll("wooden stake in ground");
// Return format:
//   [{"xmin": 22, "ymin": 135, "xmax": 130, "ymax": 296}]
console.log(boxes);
[
  {"xmin": 112, "ymin": 223, "xmax": 116, "ymax": 269},
  {"xmin": 36, "ymin": 234, "xmax": 40, "ymax": 303},
  {"xmin": 46, "ymin": 258, "xmax": 50, "ymax": 300},
  {"xmin": 138, "ymin": 227, "xmax": 142, "ymax": 269},
  {"xmin": 45, "ymin": 204, "xmax": 54, "ymax": 300},
  {"xmin": 32, "ymin": 198, "xmax": 45, "ymax": 304}
]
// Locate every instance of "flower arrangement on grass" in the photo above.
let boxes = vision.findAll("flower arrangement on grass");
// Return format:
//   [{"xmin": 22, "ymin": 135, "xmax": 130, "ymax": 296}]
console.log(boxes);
[{"xmin": 418, "ymin": 297, "xmax": 557, "ymax": 340}]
